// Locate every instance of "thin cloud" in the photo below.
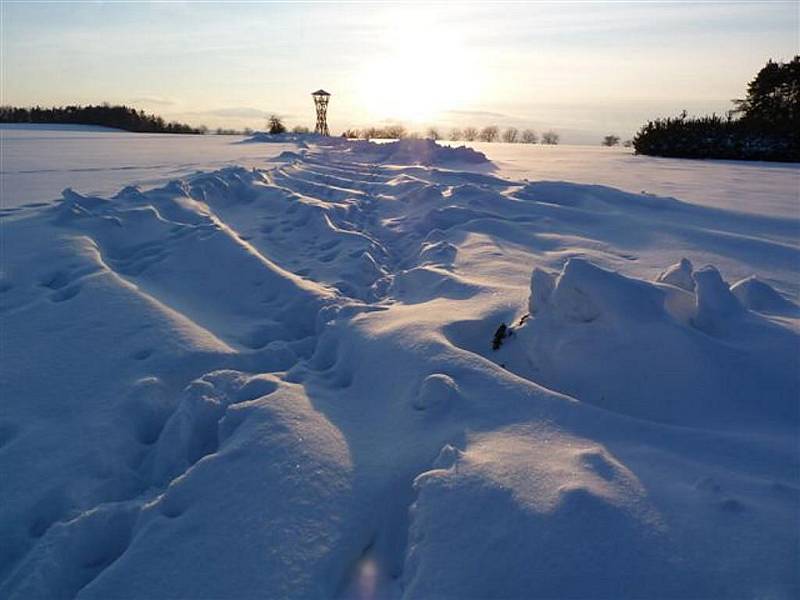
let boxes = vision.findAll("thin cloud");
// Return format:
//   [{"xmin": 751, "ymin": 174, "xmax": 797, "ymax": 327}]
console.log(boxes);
[
  {"xmin": 130, "ymin": 96, "xmax": 176, "ymax": 107},
  {"xmin": 200, "ymin": 107, "xmax": 269, "ymax": 118},
  {"xmin": 444, "ymin": 109, "xmax": 510, "ymax": 119},
  {"xmin": 187, "ymin": 107, "xmax": 296, "ymax": 119}
]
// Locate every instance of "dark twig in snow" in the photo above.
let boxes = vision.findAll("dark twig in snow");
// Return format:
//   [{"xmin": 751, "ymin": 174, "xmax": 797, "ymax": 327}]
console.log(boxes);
[{"xmin": 492, "ymin": 323, "xmax": 508, "ymax": 350}]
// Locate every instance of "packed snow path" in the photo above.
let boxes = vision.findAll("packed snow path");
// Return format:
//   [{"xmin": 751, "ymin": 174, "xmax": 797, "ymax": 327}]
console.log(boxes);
[{"xmin": 1, "ymin": 137, "xmax": 798, "ymax": 599}]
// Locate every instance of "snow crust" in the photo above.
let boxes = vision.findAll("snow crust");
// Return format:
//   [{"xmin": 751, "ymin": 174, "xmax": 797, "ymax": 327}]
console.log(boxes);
[{"xmin": 2, "ymin": 134, "xmax": 798, "ymax": 599}]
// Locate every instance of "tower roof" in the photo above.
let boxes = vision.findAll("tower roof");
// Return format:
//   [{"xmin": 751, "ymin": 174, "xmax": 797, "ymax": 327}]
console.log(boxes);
[{"xmin": 312, "ymin": 89, "xmax": 331, "ymax": 96}]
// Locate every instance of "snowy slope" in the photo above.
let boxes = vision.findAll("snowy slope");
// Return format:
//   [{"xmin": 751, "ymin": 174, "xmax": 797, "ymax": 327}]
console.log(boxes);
[{"xmin": 1, "ymin": 136, "xmax": 798, "ymax": 599}]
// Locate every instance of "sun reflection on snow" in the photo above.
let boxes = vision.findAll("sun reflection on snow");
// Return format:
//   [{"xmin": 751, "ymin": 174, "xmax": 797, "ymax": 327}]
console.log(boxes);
[{"xmin": 351, "ymin": 555, "xmax": 380, "ymax": 600}]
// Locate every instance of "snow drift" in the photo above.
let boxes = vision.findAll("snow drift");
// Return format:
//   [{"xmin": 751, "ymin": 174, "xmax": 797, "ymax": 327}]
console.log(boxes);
[
  {"xmin": 1, "ymin": 135, "xmax": 798, "ymax": 599},
  {"xmin": 246, "ymin": 134, "xmax": 491, "ymax": 167},
  {"xmin": 496, "ymin": 258, "xmax": 799, "ymax": 427}
]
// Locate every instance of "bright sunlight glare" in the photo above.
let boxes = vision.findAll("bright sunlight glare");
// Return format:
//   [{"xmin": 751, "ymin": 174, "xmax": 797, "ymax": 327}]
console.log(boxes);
[{"xmin": 355, "ymin": 13, "xmax": 481, "ymax": 124}]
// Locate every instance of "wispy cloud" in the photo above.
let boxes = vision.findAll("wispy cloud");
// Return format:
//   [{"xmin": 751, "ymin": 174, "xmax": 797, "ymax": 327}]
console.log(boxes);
[
  {"xmin": 190, "ymin": 107, "xmax": 272, "ymax": 119},
  {"xmin": 129, "ymin": 96, "xmax": 175, "ymax": 107},
  {"xmin": 444, "ymin": 109, "xmax": 510, "ymax": 119}
]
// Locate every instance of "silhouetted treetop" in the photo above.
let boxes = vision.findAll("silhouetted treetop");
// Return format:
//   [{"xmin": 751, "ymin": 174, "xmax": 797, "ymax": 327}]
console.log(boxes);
[
  {"xmin": 267, "ymin": 115, "xmax": 287, "ymax": 134},
  {"xmin": 733, "ymin": 56, "xmax": 799, "ymax": 129},
  {"xmin": 0, "ymin": 104, "xmax": 205, "ymax": 134},
  {"xmin": 602, "ymin": 135, "xmax": 620, "ymax": 147},
  {"xmin": 633, "ymin": 56, "xmax": 799, "ymax": 162}
]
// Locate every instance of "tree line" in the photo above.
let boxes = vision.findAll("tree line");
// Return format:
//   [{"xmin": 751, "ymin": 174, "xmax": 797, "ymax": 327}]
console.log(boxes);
[
  {"xmin": 1, "ymin": 104, "xmax": 567, "ymax": 147},
  {"xmin": 632, "ymin": 56, "xmax": 799, "ymax": 162},
  {"xmin": 255, "ymin": 116, "xmax": 563, "ymax": 143},
  {"xmin": 338, "ymin": 125, "xmax": 560, "ymax": 144},
  {"xmin": 0, "ymin": 104, "xmax": 206, "ymax": 134}
]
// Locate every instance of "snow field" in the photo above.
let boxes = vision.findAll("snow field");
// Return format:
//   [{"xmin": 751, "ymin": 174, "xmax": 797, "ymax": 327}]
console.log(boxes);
[{"xmin": 1, "ymin": 136, "xmax": 798, "ymax": 598}]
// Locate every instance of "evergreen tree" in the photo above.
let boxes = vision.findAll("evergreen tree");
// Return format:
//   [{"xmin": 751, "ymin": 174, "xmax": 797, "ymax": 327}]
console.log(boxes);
[
  {"xmin": 734, "ymin": 56, "xmax": 800, "ymax": 130},
  {"xmin": 632, "ymin": 56, "xmax": 799, "ymax": 162},
  {"xmin": 0, "ymin": 104, "xmax": 204, "ymax": 134}
]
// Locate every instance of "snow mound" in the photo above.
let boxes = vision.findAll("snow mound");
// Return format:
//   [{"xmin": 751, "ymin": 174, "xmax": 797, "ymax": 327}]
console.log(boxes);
[
  {"xmin": 246, "ymin": 135, "xmax": 491, "ymax": 167},
  {"xmin": 275, "ymin": 150, "xmax": 306, "ymax": 162},
  {"xmin": 731, "ymin": 275, "xmax": 799, "ymax": 314},
  {"xmin": 367, "ymin": 138, "xmax": 489, "ymax": 166},
  {"xmin": 538, "ymin": 257, "xmax": 666, "ymax": 324},
  {"xmin": 495, "ymin": 258, "xmax": 799, "ymax": 426},
  {"xmin": 240, "ymin": 132, "xmax": 319, "ymax": 146},
  {"xmin": 412, "ymin": 373, "xmax": 460, "ymax": 412},
  {"xmin": 657, "ymin": 257, "xmax": 695, "ymax": 291},
  {"xmin": 517, "ymin": 180, "xmax": 684, "ymax": 211},
  {"xmin": 405, "ymin": 428, "xmax": 670, "ymax": 598},
  {"xmin": 692, "ymin": 265, "xmax": 745, "ymax": 334}
]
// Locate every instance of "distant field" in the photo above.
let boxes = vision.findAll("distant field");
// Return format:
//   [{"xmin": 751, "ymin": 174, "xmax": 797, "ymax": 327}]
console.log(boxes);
[
  {"xmin": 0, "ymin": 124, "xmax": 294, "ymax": 208},
  {"xmin": 447, "ymin": 140, "xmax": 800, "ymax": 219},
  {"xmin": 3, "ymin": 125, "xmax": 798, "ymax": 220}
]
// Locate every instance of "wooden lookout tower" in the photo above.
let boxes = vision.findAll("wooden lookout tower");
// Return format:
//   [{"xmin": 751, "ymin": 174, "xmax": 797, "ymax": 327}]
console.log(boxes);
[{"xmin": 312, "ymin": 89, "xmax": 331, "ymax": 136}]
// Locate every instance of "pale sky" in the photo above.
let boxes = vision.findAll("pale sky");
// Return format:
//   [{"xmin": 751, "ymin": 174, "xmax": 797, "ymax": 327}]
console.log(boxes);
[{"xmin": 1, "ymin": 1, "xmax": 797, "ymax": 143}]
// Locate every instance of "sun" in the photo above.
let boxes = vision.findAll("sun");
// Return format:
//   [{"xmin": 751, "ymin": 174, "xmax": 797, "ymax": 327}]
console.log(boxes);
[{"xmin": 356, "ymin": 15, "xmax": 480, "ymax": 125}]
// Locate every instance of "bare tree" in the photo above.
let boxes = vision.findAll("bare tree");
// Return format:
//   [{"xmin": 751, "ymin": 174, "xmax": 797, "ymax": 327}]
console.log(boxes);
[
  {"xmin": 521, "ymin": 129, "xmax": 538, "ymax": 144},
  {"xmin": 462, "ymin": 126, "xmax": 478, "ymax": 141},
  {"xmin": 449, "ymin": 128, "xmax": 463, "ymax": 141},
  {"xmin": 384, "ymin": 124, "xmax": 407, "ymax": 139},
  {"xmin": 541, "ymin": 131, "xmax": 560, "ymax": 145},
  {"xmin": 292, "ymin": 125, "xmax": 311, "ymax": 134},
  {"xmin": 480, "ymin": 125, "xmax": 500, "ymax": 142},
  {"xmin": 502, "ymin": 127, "xmax": 519, "ymax": 143},
  {"xmin": 623, "ymin": 139, "xmax": 633, "ymax": 148},
  {"xmin": 268, "ymin": 115, "xmax": 286, "ymax": 135},
  {"xmin": 425, "ymin": 127, "xmax": 441, "ymax": 140},
  {"xmin": 341, "ymin": 129, "xmax": 360, "ymax": 138},
  {"xmin": 601, "ymin": 134, "xmax": 620, "ymax": 147}
]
